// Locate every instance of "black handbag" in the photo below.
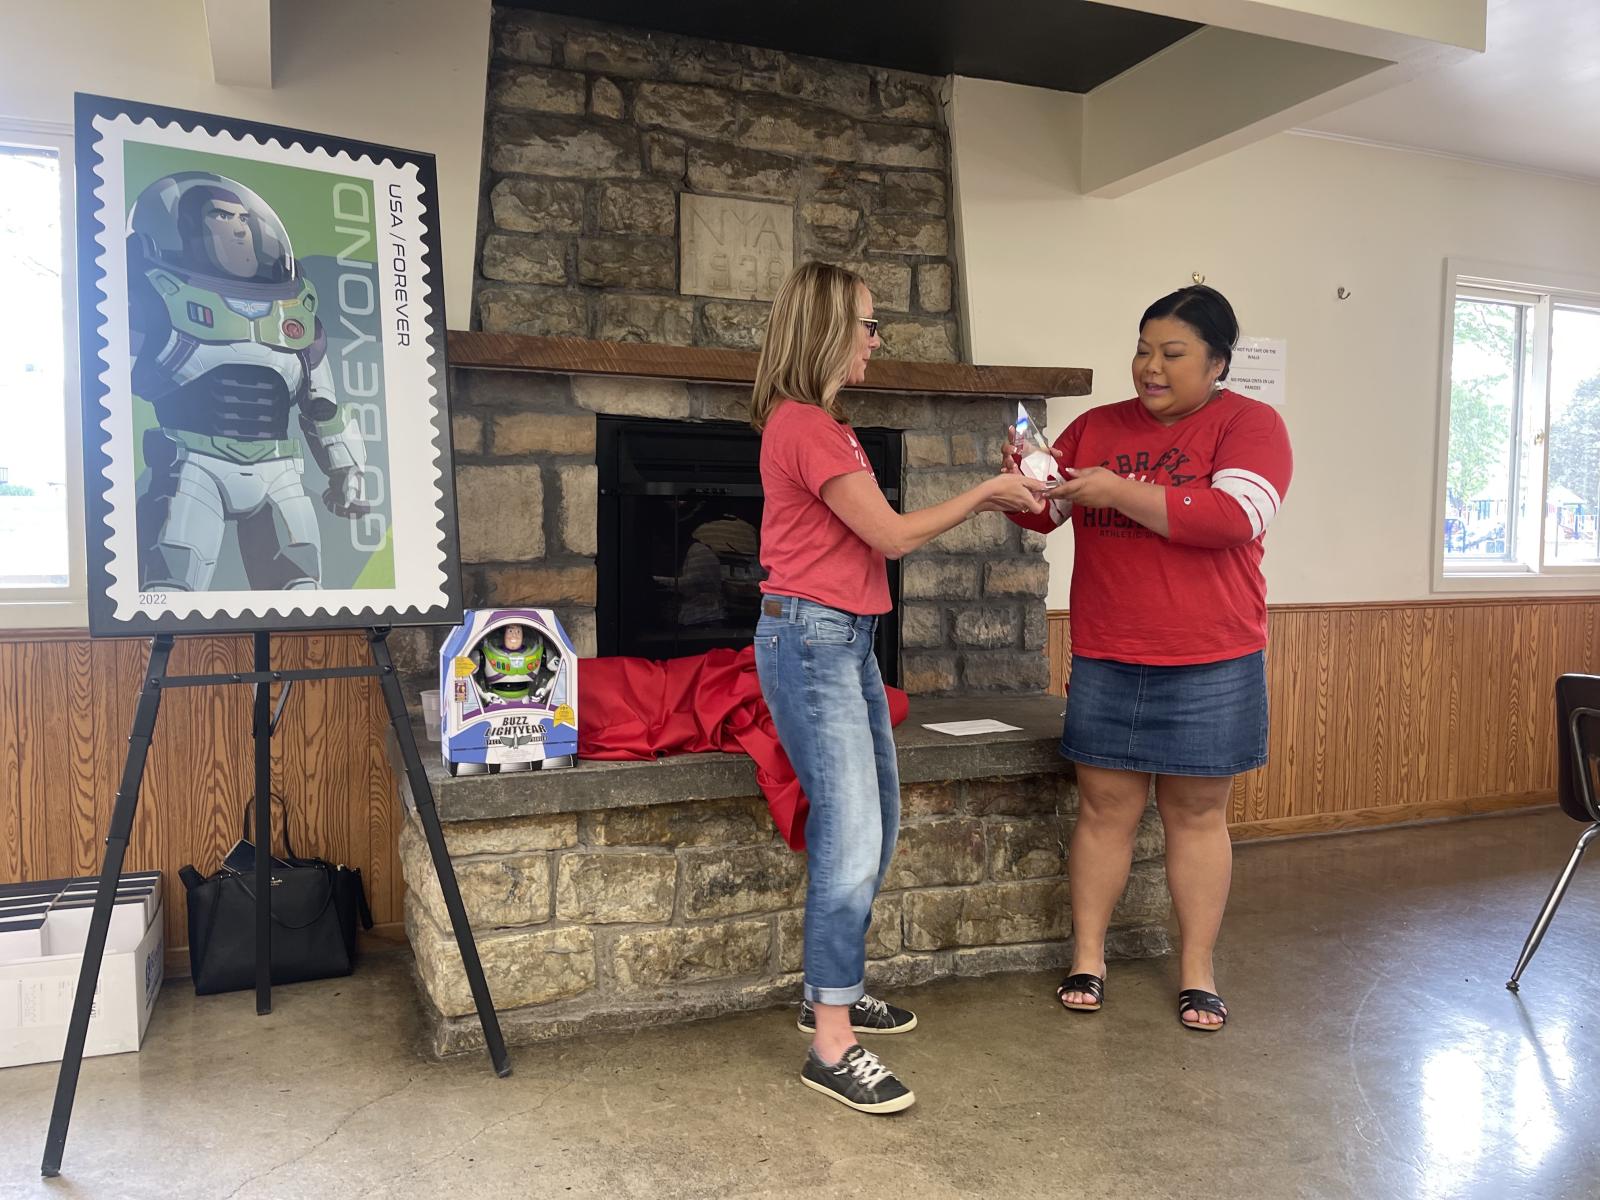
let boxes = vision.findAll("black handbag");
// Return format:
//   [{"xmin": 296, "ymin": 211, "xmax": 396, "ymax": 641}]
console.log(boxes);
[{"xmin": 179, "ymin": 796, "xmax": 373, "ymax": 996}]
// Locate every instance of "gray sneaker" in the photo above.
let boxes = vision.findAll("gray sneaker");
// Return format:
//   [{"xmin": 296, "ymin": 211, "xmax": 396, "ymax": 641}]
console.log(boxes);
[
  {"xmin": 800, "ymin": 1045, "xmax": 915, "ymax": 1114},
  {"xmin": 797, "ymin": 995, "xmax": 918, "ymax": 1035}
]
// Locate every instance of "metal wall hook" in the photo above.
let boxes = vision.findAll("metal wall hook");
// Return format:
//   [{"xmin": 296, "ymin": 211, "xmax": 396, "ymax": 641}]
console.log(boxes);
[
  {"xmin": 1337, "ymin": 286, "xmax": 1353, "ymax": 300},
  {"xmin": 1192, "ymin": 272, "xmax": 1206, "ymax": 285}
]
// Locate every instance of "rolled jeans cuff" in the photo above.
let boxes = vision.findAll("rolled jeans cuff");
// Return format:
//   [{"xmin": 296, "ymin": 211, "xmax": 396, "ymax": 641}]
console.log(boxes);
[{"xmin": 804, "ymin": 980, "xmax": 866, "ymax": 1006}]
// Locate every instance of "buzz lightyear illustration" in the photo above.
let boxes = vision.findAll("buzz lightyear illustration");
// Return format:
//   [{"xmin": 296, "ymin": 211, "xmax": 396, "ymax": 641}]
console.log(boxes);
[
  {"xmin": 474, "ymin": 623, "xmax": 559, "ymax": 708},
  {"xmin": 127, "ymin": 170, "xmax": 369, "ymax": 591}
]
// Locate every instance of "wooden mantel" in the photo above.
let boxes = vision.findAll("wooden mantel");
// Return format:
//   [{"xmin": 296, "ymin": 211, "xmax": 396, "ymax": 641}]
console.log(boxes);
[{"xmin": 447, "ymin": 331, "xmax": 1091, "ymax": 398}]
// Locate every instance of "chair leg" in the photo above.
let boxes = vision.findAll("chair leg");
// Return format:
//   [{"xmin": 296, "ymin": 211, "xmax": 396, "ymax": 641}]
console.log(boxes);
[{"xmin": 1507, "ymin": 822, "xmax": 1600, "ymax": 991}]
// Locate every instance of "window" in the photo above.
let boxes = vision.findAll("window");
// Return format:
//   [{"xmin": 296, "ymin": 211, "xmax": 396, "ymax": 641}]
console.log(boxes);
[
  {"xmin": 1436, "ymin": 261, "xmax": 1600, "ymax": 591},
  {"xmin": 0, "ymin": 121, "xmax": 85, "ymax": 628}
]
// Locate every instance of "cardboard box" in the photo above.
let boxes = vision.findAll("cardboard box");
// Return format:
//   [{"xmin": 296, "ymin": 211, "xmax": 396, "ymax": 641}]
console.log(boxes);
[
  {"xmin": 0, "ymin": 877, "xmax": 166, "ymax": 1069},
  {"xmin": 438, "ymin": 608, "xmax": 579, "ymax": 776}
]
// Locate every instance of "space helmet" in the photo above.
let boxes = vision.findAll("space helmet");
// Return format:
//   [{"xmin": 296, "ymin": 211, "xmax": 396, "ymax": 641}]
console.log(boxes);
[{"xmin": 127, "ymin": 170, "xmax": 297, "ymax": 286}]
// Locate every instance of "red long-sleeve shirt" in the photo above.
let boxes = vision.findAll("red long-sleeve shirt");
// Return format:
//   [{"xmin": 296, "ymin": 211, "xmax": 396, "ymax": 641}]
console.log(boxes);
[{"xmin": 1011, "ymin": 390, "xmax": 1292, "ymax": 665}]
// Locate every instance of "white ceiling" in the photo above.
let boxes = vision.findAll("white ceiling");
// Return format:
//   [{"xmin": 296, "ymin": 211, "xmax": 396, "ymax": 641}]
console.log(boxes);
[{"xmin": 1300, "ymin": 0, "xmax": 1600, "ymax": 183}]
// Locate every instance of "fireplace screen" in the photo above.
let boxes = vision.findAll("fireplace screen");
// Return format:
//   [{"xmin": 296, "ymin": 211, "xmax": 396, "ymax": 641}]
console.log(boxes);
[{"xmin": 596, "ymin": 415, "xmax": 901, "ymax": 684}]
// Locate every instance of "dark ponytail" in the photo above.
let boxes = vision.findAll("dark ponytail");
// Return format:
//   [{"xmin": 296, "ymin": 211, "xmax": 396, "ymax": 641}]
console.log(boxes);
[{"xmin": 1140, "ymin": 285, "xmax": 1239, "ymax": 381}]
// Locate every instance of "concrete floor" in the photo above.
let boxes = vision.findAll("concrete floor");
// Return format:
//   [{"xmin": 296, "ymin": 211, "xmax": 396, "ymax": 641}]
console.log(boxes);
[{"xmin": 5, "ymin": 807, "xmax": 1600, "ymax": 1199}]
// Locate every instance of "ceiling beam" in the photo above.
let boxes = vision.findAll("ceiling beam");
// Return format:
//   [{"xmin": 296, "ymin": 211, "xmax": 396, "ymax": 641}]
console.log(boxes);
[
  {"xmin": 204, "ymin": 0, "xmax": 274, "ymax": 88},
  {"xmin": 1089, "ymin": 0, "xmax": 1486, "ymax": 56},
  {"xmin": 1076, "ymin": 0, "xmax": 1484, "ymax": 195},
  {"xmin": 1080, "ymin": 27, "xmax": 1390, "ymax": 194}
]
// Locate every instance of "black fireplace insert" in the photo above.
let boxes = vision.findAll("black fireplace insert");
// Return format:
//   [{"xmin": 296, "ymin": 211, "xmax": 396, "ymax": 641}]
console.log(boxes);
[{"xmin": 596, "ymin": 415, "xmax": 902, "ymax": 685}]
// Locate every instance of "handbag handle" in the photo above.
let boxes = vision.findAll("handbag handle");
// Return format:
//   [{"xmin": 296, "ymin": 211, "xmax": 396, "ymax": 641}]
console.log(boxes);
[
  {"xmin": 231, "ymin": 865, "xmax": 339, "ymax": 931},
  {"xmin": 242, "ymin": 792, "xmax": 301, "ymax": 860}
]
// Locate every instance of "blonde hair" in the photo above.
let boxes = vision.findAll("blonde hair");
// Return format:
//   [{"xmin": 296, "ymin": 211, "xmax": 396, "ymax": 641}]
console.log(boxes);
[{"xmin": 750, "ymin": 261, "xmax": 864, "ymax": 431}]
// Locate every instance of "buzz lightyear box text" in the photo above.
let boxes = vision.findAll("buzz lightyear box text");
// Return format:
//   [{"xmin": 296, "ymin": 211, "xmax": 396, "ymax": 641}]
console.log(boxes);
[{"xmin": 74, "ymin": 93, "xmax": 462, "ymax": 635}]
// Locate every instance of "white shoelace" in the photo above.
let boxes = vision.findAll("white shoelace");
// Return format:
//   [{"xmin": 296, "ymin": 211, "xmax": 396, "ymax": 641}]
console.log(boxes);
[
  {"xmin": 857, "ymin": 995, "xmax": 889, "ymax": 1019},
  {"xmin": 843, "ymin": 1047, "xmax": 894, "ymax": 1089}
]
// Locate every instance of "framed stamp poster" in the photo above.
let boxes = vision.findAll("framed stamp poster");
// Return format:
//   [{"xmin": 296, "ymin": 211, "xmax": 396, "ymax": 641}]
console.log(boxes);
[{"xmin": 74, "ymin": 94, "xmax": 462, "ymax": 635}]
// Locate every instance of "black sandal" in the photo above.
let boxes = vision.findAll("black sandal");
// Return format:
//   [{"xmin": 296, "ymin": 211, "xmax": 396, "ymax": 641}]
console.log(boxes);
[
  {"xmin": 1055, "ymin": 973, "xmax": 1104, "ymax": 1013},
  {"xmin": 1177, "ymin": 988, "xmax": 1228, "ymax": 1031}
]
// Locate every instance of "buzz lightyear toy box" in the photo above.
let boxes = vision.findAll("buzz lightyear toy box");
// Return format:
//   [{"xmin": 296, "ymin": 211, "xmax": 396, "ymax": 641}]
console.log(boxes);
[{"xmin": 439, "ymin": 610, "xmax": 578, "ymax": 775}]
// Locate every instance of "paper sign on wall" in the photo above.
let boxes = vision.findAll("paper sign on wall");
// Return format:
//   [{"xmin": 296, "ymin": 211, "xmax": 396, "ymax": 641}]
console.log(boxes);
[{"xmin": 1228, "ymin": 336, "xmax": 1287, "ymax": 407}]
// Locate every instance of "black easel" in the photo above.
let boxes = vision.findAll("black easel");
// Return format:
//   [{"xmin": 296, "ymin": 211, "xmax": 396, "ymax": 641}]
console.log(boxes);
[{"xmin": 40, "ymin": 626, "xmax": 511, "ymax": 1177}]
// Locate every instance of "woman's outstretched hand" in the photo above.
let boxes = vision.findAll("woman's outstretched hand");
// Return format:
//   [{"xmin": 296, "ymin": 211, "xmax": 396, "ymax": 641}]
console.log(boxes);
[
  {"xmin": 1043, "ymin": 465, "xmax": 1122, "ymax": 508},
  {"xmin": 976, "ymin": 473, "xmax": 1051, "ymax": 514}
]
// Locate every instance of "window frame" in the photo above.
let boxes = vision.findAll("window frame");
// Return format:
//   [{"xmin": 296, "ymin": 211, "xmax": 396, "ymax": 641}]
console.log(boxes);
[
  {"xmin": 0, "ymin": 119, "xmax": 88, "ymax": 631},
  {"xmin": 1433, "ymin": 258, "xmax": 1600, "ymax": 594}
]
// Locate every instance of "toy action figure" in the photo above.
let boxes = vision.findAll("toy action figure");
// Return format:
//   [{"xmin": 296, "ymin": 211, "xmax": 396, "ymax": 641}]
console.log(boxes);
[
  {"xmin": 475, "ymin": 624, "xmax": 558, "ymax": 706},
  {"xmin": 127, "ymin": 170, "xmax": 370, "ymax": 591}
]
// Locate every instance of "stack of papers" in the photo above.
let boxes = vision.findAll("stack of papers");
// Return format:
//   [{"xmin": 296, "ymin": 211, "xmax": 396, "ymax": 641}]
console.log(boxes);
[{"xmin": 920, "ymin": 719, "xmax": 1023, "ymax": 737}]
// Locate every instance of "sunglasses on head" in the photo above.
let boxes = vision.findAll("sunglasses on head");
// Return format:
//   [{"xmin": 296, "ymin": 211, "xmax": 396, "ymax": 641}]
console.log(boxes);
[{"xmin": 859, "ymin": 317, "xmax": 880, "ymax": 337}]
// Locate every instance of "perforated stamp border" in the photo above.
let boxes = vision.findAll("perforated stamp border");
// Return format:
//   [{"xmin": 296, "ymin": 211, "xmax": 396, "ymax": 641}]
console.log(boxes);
[{"xmin": 75, "ymin": 94, "xmax": 462, "ymax": 635}]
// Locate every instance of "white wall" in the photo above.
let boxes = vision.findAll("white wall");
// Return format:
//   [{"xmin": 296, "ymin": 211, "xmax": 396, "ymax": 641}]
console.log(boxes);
[
  {"xmin": 0, "ymin": 0, "xmax": 492, "ymax": 328},
  {"xmin": 948, "ymin": 74, "xmax": 1600, "ymax": 606}
]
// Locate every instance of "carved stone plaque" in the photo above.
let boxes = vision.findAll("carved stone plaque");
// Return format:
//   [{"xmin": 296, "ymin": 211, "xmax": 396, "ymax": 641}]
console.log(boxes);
[{"xmin": 679, "ymin": 193, "xmax": 793, "ymax": 302}]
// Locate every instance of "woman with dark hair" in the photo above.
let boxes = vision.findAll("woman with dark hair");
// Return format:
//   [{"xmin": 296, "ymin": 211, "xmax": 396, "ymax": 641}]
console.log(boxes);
[
  {"xmin": 754, "ymin": 261, "xmax": 1048, "ymax": 1112},
  {"xmin": 1004, "ymin": 285, "xmax": 1292, "ymax": 1031}
]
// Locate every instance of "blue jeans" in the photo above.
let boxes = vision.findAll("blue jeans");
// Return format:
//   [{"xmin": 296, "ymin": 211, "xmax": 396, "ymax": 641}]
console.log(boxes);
[{"xmin": 755, "ymin": 595, "xmax": 899, "ymax": 1006}]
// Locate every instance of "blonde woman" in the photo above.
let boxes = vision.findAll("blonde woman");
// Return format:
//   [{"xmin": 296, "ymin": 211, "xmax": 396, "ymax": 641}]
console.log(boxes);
[{"xmin": 752, "ymin": 261, "xmax": 1048, "ymax": 1114}]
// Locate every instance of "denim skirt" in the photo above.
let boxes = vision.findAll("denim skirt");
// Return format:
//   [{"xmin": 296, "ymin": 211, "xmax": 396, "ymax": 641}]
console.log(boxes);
[{"xmin": 1061, "ymin": 651, "xmax": 1268, "ymax": 777}]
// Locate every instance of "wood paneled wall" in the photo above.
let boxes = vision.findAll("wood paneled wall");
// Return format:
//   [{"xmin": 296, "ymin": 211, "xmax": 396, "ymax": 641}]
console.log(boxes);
[
  {"xmin": 0, "ymin": 631, "xmax": 400, "ymax": 956},
  {"xmin": 4, "ymin": 597, "xmax": 1595, "ymax": 959},
  {"xmin": 1048, "ymin": 598, "xmax": 1600, "ymax": 838}
]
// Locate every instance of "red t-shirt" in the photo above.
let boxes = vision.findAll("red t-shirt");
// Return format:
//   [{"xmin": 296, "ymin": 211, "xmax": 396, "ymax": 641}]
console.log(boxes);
[
  {"xmin": 1010, "ymin": 389, "xmax": 1293, "ymax": 665},
  {"xmin": 758, "ymin": 399, "xmax": 890, "ymax": 616}
]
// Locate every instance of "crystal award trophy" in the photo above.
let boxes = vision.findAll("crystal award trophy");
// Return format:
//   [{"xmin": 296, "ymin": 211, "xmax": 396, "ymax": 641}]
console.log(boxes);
[{"xmin": 1013, "ymin": 402, "xmax": 1066, "ymax": 486}]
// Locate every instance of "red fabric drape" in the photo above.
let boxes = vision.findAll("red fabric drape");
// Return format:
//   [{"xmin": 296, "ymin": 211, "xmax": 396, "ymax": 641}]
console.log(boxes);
[{"xmin": 576, "ymin": 647, "xmax": 909, "ymax": 850}]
